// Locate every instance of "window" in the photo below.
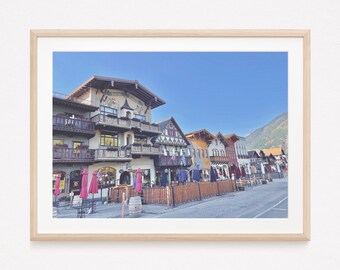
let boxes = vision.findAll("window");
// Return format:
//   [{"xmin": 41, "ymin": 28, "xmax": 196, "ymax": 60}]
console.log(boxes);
[
  {"xmin": 97, "ymin": 167, "xmax": 116, "ymax": 187},
  {"xmin": 73, "ymin": 141, "xmax": 83, "ymax": 149},
  {"xmin": 221, "ymin": 150, "xmax": 225, "ymax": 156},
  {"xmin": 100, "ymin": 105, "xmax": 117, "ymax": 116},
  {"xmin": 134, "ymin": 114, "xmax": 146, "ymax": 122},
  {"xmin": 197, "ymin": 149, "xmax": 200, "ymax": 158},
  {"xmin": 100, "ymin": 134, "xmax": 118, "ymax": 146},
  {"xmin": 53, "ymin": 139, "xmax": 64, "ymax": 146}
]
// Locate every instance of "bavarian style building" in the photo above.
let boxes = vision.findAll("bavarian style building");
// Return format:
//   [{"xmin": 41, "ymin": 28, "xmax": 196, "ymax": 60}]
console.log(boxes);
[{"xmin": 53, "ymin": 76, "xmax": 165, "ymax": 196}]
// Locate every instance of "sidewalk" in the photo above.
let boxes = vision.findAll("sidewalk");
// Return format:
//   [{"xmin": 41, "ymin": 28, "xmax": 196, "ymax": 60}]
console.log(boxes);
[
  {"xmin": 55, "ymin": 179, "xmax": 283, "ymax": 219},
  {"xmin": 56, "ymin": 199, "xmax": 176, "ymax": 218}
]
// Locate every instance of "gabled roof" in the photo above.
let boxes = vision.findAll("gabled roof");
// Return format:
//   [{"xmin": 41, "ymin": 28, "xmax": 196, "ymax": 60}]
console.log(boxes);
[
  {"xmin": 66, "ymin": 75, "xmax": 166, "ymax": 109},
  {"xmin": 214, "ymin": 132, "xmax": 229, "ymax": 147},
  {"xmin": 185, "ymin": 129, "xmax": 214, "ymax": 142},
  {"xmin": 224, "ymin": 133, "xmax": 240, "ymax": 142},
  {"xmin": 248, "ymin": 150, "xmax": 260, "ymax": 158},
  {"xmin": 259, "ymin": 150, "xmax": 276, "ymax": 160},
  {"xmin": 157, "ymin": 117, "xmax": 190, "ymax": 145},
  {"xmin": 262, "ymin": 148, "xmax": 285, "ymax": 156}
]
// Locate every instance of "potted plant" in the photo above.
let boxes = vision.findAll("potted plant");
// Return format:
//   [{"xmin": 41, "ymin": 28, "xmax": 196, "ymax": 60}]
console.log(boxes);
[
  {"xmin": 76, "ymin": 144, "xmax": 89, "ymax": 149},
  {"xmin": 54, "ymin": 143, "xmax": 68, "ymax": 148}
]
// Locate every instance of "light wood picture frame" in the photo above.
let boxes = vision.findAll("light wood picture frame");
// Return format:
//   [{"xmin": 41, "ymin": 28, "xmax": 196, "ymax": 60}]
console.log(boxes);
[{"xmin": 30, "ymin": 29, "xmax": 310, "ymax": 241}]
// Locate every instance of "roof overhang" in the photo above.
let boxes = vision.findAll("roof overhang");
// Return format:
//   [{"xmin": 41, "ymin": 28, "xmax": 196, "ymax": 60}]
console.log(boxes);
[
  {"xmin": 185, "ymin": 129, "xmax": 215, "ymax": 142},
  {"xmin": 66, "ymin": 76, "xmax": 166, "ymax": 109},
  {"xmin": 53, "ymin": 96, "xmax": 99, "ymax": 112},
  {"xmin": 157, "ymin": 117, "xmax": 191, "ymax": 145},
  {"xmin": 215, "ymin": 132, "xmax": 229, "ymax": 147},
  {"xmin": 224, "ymin": 133, "xmax": 239, "ymax": 142}
]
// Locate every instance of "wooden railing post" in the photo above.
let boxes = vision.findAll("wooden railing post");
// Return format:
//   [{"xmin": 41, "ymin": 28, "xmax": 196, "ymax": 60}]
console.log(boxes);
[
  {"xmin": 171, "ymin": 185, "xmax": 176, "ymax": 208},
  {"xmin": 216, "ymin": 181, "xmax": 220, "ymax": 196},
  {"xmin": 197, "ymin": 182, "xmax": 202, "ymax": 201},
  {"xmin": 166, "ymin": 186, "xmax": 170, "ymax": 207},
  {"xmin": 121, "ymin": 192, "xmax": 125, "ymax": 218}
]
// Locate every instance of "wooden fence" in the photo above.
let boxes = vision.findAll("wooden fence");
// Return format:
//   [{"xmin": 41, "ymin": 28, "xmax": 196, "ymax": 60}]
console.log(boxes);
[{"xmin": 108, "ymin": 180, "xmax": 237, "ymax": 207}]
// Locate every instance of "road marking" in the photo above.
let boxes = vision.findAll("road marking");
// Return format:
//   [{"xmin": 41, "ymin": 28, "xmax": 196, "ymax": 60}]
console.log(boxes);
[
  {"xmin": 253, "ymin": 196, "xmax": 288, "ymax": 218},
  {"xmin": 272, "ymin": 208, "xmax": 287, "ymax": 211}
]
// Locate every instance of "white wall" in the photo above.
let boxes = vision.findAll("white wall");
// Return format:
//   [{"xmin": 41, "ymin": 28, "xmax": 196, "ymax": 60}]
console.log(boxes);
[
  {"xmin": 1, "ymin": 1, "xmax": 340, "ymax": 270},
  {"xmin": 208, "ymin": 138, "xmax": 226, "ymax": 157}
]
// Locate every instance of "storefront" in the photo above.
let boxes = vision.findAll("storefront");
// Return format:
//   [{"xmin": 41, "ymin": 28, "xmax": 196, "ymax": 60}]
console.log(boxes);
[{"xmin": 52, "ymin": 171, "xmax": 66, "ymax": 194}]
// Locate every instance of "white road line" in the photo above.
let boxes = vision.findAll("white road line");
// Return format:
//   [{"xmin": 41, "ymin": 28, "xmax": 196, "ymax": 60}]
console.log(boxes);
[
  {"xmin": 273, "ymin": 208, "xmax": 287, "ymax": 211},
  {"xmin": 253, "ymin": 196, "xmax": 288, "ymax": 218}
]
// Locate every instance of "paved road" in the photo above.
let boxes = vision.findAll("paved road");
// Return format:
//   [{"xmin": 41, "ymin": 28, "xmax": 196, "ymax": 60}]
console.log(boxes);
[{"xmin": 149, "ymin": 178, "xmax": 288, "ymax": 218}]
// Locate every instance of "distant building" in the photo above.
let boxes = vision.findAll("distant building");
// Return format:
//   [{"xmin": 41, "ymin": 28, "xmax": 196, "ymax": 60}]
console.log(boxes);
[
  {"xmin": 262, "ymin": 148, "xmax": 287, "ymax": 165},
  {"xmin": 153, "ymin": 117, "xmax": 192, "ymax": 184},
  {"xmin": 224, "ymin": 134, "xmax": 239, "ymax": 165},
  {"xmin": 235, "ymin": 136, "xmax": 250, "ymax": 174},
  {"xmin": 186, "ymin": 129, "xmax": 214, "ymax": 181},
  {"xmin": 208, "ymin": 132, "xmax": 230, "ymax": 179},
  {"xmin": 259, "ymin": 150, "xmax": 277, "ymax": 173},
  {"xmin": 248, "ymin": 150, "xmax": 261, "ymax": 166}
]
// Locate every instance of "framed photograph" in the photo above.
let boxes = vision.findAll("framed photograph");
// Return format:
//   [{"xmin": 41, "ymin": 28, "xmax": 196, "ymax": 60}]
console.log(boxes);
[{"xmin": 30, "ymin": 30, "xmax": 310, "ymax": 241}]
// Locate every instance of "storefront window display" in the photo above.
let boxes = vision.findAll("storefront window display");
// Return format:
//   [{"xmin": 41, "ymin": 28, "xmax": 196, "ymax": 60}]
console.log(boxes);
[
  {"xmin": 97, "ymin": 167, "xmax": 116, "ymax": 187},
  {"xmin": 69, "ymin": 170, "xmax": 82, "ymax": 195}
]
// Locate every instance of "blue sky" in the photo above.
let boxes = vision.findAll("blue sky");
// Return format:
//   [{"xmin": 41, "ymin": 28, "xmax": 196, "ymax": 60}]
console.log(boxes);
[{"xmin": 53, "ymin": 52, "xmax": 287, "ymax": 136}]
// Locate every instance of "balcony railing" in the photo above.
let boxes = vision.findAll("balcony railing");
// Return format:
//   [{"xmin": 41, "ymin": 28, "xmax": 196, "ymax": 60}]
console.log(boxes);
[
  {"xmin": 53, "ymin": 115, "xmax": 95, "ymax": 136},
  {"xmin": 130, "ymin": 143, "xmax": 162, "ymax": 156},
  {"xmin": 53, "ymin": 147, "xmax": 95, "ymax": 163},
  {"xmin": 210, "ymin": 156, "xmax": 230, "ymax": 163},
  {"xmin": 95, "ymin": 148, "xmax": 132, "ymax": 161},
  {"xmin": 91, "ymin": 114, "xmax": 161, "ymax": 134},
  {"xmin": 155, "ymin": 156, "xmax": 192, "ymax": 167}
]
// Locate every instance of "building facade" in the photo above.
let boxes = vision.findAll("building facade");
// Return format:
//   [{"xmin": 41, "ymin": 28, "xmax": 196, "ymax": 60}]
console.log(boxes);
[
  {"xmin": 53, "ymin": 94, "xmax": 98, "ymax": 195},
  {"xmin": 235, "ymin": 136, "xmax": 251, "ymax": 175},
  {"xmin": 262, "ymin": 148, "xmax": 288, "ymax": 166},
  {"xmin": 208, "ymin": 132, "xmax": 230, "ymax": 179},
  {"xmin": 224, "ymin": 134, "xmax": 239, "ymax": 165},
  {"xmin": 153, "ymin": 117, "xmax": 192, "ymax": 185},
  {"xmin": 186, "ymin": 129, "xmax": 214, "ymax": 181},
  {"xmin": 53, "ymin": 76, "xmax": 166, "ymax": 197}
]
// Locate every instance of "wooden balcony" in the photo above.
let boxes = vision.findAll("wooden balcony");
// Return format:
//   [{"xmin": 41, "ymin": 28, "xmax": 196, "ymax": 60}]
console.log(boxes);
[
  {"xmin": 53, "ymin": 147, "xmax": 95, "ymax": 163},
  {"xmin": 91, "ymin": 114, "xmax": 161, "ymax": 135},
  {"xmin": 130, "ymin": 143, "xmax": 162, "ymax": 156},
  {"xmin": 94, "ymin": 148, "xmax": 132, "ymax": 162},
  {"xmin": 210, "ymin": 156, "xmax": 230, "ymax": 163},
  {"xmin": 155, "ymin": 156, "xmax": 192, "ymax": 167},
  {"xmin": 53, "ymin": 115, "xmax": 96, "ymax": 138}
]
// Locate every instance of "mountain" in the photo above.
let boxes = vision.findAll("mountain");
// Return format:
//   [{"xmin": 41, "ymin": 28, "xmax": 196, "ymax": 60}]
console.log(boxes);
[{"xmin": 245, "ymin": 112, "xmax": 288, "ymax": 154}]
